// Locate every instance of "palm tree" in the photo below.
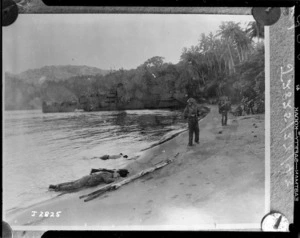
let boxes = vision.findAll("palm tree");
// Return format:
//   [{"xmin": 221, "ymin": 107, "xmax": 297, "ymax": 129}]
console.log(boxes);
[
  {"xmin": 217, "ymin": 22, "xmax": 252, "ymax": 72},
  {"xmin": 246, "ymin": 21, "xmax": 264, "ymax": 42}
]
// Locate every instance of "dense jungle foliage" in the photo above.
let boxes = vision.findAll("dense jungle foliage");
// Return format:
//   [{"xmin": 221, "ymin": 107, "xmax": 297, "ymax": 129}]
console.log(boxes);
[{"xmin": 5, "ymin": 21, "xmax": 264, "ymax": 111}]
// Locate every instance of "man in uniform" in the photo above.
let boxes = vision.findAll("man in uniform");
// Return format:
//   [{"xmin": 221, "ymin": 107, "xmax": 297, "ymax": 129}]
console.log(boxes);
[
  {"xmin": 183, "ymin": 98, "xmax": 200, "ymax": 146},
  {"xmin": 218, "ymin": 97, "xmax": 231, "ymax": 126},
  {"xmin": 49, "ymin": 169, "xmax": 129, "ymax": 192},
  {"xmin": 248, "ymin": 98, "xmax": 255, "ymax": 114}
]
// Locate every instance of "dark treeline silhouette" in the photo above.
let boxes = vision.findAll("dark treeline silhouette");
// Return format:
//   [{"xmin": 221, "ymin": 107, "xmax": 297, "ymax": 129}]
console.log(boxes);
[{"xmin": 5, "ymin": 21, "xmax": 264, "ymax": 112}]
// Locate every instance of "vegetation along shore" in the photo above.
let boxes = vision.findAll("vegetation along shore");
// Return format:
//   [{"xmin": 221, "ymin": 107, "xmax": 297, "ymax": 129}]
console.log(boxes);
[{"xmin": 5, "ymin": 21, "xmax": 264, "ymax": 113}]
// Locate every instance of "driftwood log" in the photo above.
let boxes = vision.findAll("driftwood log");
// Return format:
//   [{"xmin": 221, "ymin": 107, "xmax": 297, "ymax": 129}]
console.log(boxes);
[
  {"xmin": 140, "ymin": 111, "xmax": 209, "ymax": 152},
  {"xmin": 79, "ymin": 159, "xmax": 173, "ymax": 202},
  {"xmin": 141, "ymin": 130, "xmax": 187, "ymax": 151}
]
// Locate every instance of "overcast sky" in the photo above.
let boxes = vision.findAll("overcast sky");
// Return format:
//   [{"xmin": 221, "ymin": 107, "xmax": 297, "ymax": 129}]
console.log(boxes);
[{"xmin": 3, "ymin": 14, "xmax": 254, "ymax": 74}]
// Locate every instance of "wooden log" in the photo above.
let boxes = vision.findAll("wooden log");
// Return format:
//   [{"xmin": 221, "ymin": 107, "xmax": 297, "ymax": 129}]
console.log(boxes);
[
  {"xmin": 141, "ymin": 130, "xmax": 187, "ymax": 151},
  {"xmin": 79, "ymin": 159, "xmax": 173, "ymax": 202}
]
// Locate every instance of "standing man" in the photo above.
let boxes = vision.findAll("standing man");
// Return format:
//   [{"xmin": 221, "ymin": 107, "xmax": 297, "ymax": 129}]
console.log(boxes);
[
  {"xmin": 248, "ymin": 98, "xmax": 255, "ymax": 114},
  {"xmin": 218, "ymin": 97, "xmax": 230, "ymax": 126},
  {"xmin": 183, "ymin": 98, "xmax": 200, "ymax": 146},
  {"xmin": 241, "ymin": 96, "xmax": 249, "ymax": 115}
]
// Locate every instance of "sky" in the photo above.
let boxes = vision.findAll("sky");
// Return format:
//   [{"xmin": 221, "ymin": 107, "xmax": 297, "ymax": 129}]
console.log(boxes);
[{"xmin": 3, "ymin": 14, "xmax": 254, "ymax": 74}]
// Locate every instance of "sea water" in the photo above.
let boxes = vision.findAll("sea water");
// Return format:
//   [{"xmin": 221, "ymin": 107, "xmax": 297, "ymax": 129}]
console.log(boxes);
[{"xmin": 3, "ymin": 109, "xmax": 186, "ymax": 212}]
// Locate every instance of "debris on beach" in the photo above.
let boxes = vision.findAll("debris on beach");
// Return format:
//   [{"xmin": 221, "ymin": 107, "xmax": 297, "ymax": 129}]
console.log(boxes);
[{"xmin": 141, "ymin": 129, "xmax": 187, "ymax": 151}]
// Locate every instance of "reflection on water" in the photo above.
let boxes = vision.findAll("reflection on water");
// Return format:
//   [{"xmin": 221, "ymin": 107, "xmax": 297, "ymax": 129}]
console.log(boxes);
[
  {"xmin": 113, "ymin": 111, "xmax": 182, "ymax": 136},
  {"xmin": 3, "ymin": 109, "xmax": 186, "ymax": 211}
]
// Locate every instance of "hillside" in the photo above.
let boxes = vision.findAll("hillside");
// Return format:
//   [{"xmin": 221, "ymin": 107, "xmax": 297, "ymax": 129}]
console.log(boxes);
[
  {"xmin": 7, "ymin": 65, "xmax": 110, "ymax": 85},
  {"xmin": 4, "ymin": 21, "xmax": 265, "ymax": 112},
  {"xmin": 4, "ymin": 65, "xmax": 110, "ymax": 110}
]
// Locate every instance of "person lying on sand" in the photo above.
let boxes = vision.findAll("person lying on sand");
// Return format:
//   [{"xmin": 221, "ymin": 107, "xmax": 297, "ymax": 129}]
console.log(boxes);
[
  {"xmin": 90, "ymin": 153, "xmax": 128, "ymax": 160},
  {"xmin": 100, "ymin": 153, "xmax": 128, "ymax": 160},
  {"xmin": 89, "ymin": 168, "xmax": 129, "ymax": 175},
  {"xmin": 49, "ymin": 169, "xmax": 129, "ymax": 192}
]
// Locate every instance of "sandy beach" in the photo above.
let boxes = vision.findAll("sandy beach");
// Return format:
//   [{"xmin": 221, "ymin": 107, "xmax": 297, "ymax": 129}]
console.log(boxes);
[{"xmin": 6, "ymin": 106, "xmax": 265, "ymax": 230}]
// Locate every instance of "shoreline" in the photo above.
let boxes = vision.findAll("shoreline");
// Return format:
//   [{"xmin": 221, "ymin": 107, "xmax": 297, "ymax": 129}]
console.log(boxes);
[
  {"xmin": 4, "ymin": 107, "xmax": 209, "ymax": 214},
  {"xmin": 5, "ymin": 105, "xmax": 265, "ymax": 229},
  {"xmin": 140, "ymin": 108, "xmax": 209, "ymax": 152},
  {"xmin": 3, "ymin": 107, "xmax": 190, "ymax": 213}
]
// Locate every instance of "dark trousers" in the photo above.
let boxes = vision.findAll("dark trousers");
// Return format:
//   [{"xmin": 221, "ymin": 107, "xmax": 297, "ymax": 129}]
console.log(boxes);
[
  {"xmin": 188, "ymin": 118, "xmax": 199, "ymax": 145},
  {"xmin": 221, "ymin": 112, "xmax": 228, "ymax": 125},
  {"xmin": 249, "ymin": 106, "xmax": 254, "ymax": 114},
  {"xmin": 55, "ymin": 175, "xmax": 90, "ymax": 191}
]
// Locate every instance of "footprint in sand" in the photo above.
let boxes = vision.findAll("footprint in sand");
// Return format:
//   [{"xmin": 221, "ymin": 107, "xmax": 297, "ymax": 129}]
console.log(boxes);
[
  {"xmin": 185, "ymin": 193, "xmax": 192, "ymax": 198},
  {"xmin": 145, "ymin": 210, "xmax": 152, "ymax": 215},
  {"xmin": 160, "ymin": 179, "xmax": 166, "ymax": 184},
  {"xmin": 143, "ymin": 176, "xmax": 153, "ymax": 182},
  {"xmin": 101, "ymin": 194, "xmax": 109, "ymax": 199},
  {"xmin": 193, "ymin": 197, "xmax": 206, "ymax": 204}
]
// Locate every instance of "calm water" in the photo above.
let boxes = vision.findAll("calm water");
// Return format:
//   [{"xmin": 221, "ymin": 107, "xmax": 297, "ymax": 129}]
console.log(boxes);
[{"xmin": 3, "ymin": 109, "xmax": 186, "ymax": 212}]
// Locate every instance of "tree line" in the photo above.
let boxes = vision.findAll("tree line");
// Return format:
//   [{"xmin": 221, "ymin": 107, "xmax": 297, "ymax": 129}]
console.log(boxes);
[{"xmin": 5, "ymin": 21, "xmax": 264, "ymax": 111}]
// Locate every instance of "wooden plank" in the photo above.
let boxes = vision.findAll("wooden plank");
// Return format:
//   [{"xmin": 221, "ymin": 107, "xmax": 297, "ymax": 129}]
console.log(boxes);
[{"xmin": 141, "ymin": 129, "xmax": 187, "ymax": 151}]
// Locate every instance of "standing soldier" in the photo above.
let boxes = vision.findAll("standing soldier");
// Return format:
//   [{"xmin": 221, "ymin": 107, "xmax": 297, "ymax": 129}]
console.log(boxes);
[
  {"xmin": 183, "ymin": 98, "xmax": 200, "ymax": 146},
  {"xmin": 218, "ymin": 96, "xmax": 230, "ymax": 126},
  {"xmin": 242, "ymin": 96, "xmax": 250, "ymax": 115},
  {"xmin": 248, "ymin": 98, "xmax": 255, "ymax": 114}
]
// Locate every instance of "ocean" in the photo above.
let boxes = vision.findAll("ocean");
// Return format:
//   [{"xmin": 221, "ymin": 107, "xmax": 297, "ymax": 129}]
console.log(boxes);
[{"xmin": 3, "ymin": 109, "xmax": 187, "ymax": 212}]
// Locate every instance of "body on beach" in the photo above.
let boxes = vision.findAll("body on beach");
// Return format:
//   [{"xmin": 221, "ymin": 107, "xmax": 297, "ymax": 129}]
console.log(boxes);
[
  {"xmin": 49, "ymin": 169, "xmax": 129, "ymax": 192},
  {"xmin": 3, "ymin": 109, "xmax": 186, "ymax": 211},
  {"xmin": 3, "ymin": 13, "xmax": 267, "ymax": 228},
  {"xmin": 5, "ymin": 106, "xmax": 265, "ymax": 228},
  {"xmin": 96, "ymin": 153, "xmax": 128, "ymax": 160}
]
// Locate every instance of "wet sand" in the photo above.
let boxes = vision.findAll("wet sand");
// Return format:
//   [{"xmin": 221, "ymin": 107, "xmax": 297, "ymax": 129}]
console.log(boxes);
[{"xmin": 6, "ymin": 106, "xmax": 265, "ymax": 230}]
